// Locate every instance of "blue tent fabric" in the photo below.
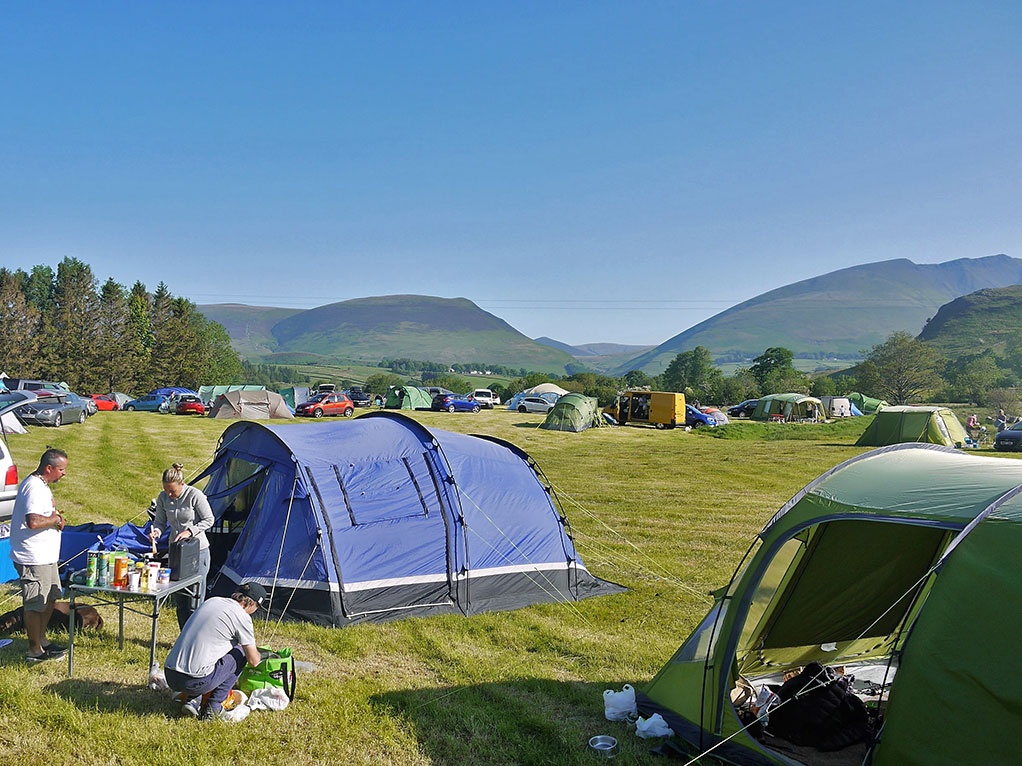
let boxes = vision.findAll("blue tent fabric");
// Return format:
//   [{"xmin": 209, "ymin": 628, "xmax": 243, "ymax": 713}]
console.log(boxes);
[
  {"xmin": 850, "ymin": 403, "xmax": 864, "ymax": 416},
  {"xmin": 205, "ymin": 411, "xmax": 624, "ymax": 626},
  {"xmin": 59, "ymin": 521, "xmax": 169, "ymax": 576},
  {"xmin": 150, "ymin": 387, "xmax": 198, "ymax": 397}
]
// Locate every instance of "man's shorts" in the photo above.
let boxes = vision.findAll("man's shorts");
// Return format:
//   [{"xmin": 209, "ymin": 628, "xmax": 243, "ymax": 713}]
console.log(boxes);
[{"xmin": 15, "ymin": 563, "xmax": 62, "ymax": 612}]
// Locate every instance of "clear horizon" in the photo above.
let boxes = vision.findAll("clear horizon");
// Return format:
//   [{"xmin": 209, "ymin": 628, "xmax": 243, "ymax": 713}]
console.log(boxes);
[{"xmin": 3, "ymin": 3, "xmax": 1020, "ymax": 346}]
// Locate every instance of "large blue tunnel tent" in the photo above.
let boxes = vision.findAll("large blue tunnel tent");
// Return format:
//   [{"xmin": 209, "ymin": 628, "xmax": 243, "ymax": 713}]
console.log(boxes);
[{"xmin": 190, "ymin": 412, "xmax": 623, "ymax": 626}]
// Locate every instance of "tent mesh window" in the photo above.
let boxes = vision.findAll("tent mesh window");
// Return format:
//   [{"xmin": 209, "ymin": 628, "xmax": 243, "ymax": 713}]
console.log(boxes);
[{"xmin": 206, "ymin": 457, "xmax": 269, "ymax": 572}]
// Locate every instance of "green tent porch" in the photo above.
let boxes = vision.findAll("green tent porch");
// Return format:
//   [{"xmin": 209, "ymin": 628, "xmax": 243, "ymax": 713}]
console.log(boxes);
[
  {"xmin": 847, "ymin": 391, "xmax": 889, "ymax": 414},
  {"xmin": 855, "ymin": 405, "xmax": 968, "ymax": 448},
  {"xmin": 539, "ymin": 392, "xmax": 603, "ymax": 432},
  {"xmin": 384, "ymin": 386, "xmax": 433, "ymax": 410},
  {"xmin": 637, "ymin": 444, "xmax": 1022, "ymax": 765},
  {"xmin": 751, "ymin": 394, "xmax": 823, "ymax": 422}
]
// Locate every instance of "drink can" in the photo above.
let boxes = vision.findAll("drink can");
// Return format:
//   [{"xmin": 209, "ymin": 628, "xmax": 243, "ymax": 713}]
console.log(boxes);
[
  {"xmin": 97, "ymin": 552, "xmax": 108, "ymax": 586},
  {"xmin": 114, "ymin": 556, "xmax": 129, "ymax": 588},
  {"xmin": 86, "ymin": 551, "xmax": 98, "ymax": 587},
  {"xmin": 159, "ymin": 568, "xmax": 171, "ymax": 585}
]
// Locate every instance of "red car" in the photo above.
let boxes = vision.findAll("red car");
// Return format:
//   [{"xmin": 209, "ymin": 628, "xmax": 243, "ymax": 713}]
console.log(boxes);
[
  {"xmin": 295, "ymin": 392, "xmax": 354, "ymax": 418},
  {"xmin": 175, "ymin": 395, "xmax": 206, "ymax": 416},
  {"xmin": 89, "ymin": 394, "xmax": 120, "ymax": 411}
]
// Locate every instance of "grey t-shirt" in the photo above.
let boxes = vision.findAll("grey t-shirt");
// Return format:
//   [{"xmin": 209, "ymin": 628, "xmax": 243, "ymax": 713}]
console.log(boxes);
[
  {"xmin": 164, "ymin": 597, "xmax": 255, "ymax": 677},
  {"xmin": 153, "ymin": 484, "xmax": 214, "ymax": 550}
]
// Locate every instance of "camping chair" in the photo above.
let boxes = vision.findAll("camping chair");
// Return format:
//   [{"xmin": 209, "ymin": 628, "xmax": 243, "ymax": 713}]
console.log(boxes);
[{"xmin": 967, "ymin": 426, "xmax": 989, "ymax": 446}]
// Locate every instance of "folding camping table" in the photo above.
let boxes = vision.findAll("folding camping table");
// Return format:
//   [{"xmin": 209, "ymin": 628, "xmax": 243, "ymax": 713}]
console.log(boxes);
[{"xmin": 67, "ymin": 574, "xmax": 203, "ymax": 681}]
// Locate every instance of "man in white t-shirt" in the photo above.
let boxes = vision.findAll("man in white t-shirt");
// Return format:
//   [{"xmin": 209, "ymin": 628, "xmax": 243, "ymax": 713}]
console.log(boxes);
[
  {"xmin": 9, "ymin": 448, "xmax": 68, "ymax": 663},
  {"xmin": 163, "ymin": 582, "xmax": 266, "ymax": 720}
]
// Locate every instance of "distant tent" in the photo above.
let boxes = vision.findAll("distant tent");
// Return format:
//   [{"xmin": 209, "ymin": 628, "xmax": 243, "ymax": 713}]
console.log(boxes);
[
  {"xmin": 751, "ymin": 393, "xmax": 824, "ymax": 422},
  {"xmin": 700, "ymin": 407, "xmax": 729, "ymax": 425},
  {"xmin": 524, "ymin": 383, "xmax": 570, "ymax": 397},
  {"xmin": 208, "ymin": 390, "xmax": 294, "ymax": 420},
  {"xmin": 200, "ymin": 412, "xmax": 625, "ymax": 626},
  {"xmin": 819, "ymin": 396, "xmax": 853, "ymax": 418},
  {"xmin": 847, "ymin": 391, "xmax": 889, "ymax": 414},
  {"xmin": 540, "ymin": 393, "xmax": 604, "ymax": 432},
  {"xmin": 108, "ymin": 392, "xmax": 132, "ymax": 408},
  {"xmin": 849, "ymin": 402, "xmax": 864, "ymax": 416},
  {"xmin": 151, "ymin": 387, "xmax": 198, "ymax": 397},
  {"xmin": 277, "ymin": 386, "xmax": 312, "ymax": 410},
  {"xmin": 385, "ymin": 386, "xmax": 433, "ymax": 410},
  {"xmin": 856, "ymin": 405, "xmax": 967, "ymax": 448},
  {"xmin": 199, "ymin": 385, "xmax": 266, "ymax": 405}
]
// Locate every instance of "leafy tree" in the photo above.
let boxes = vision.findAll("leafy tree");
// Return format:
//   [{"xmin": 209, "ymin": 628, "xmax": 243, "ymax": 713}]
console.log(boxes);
[
  {"xmin": 863, "ymin": 331, "xmax": 945, "ymax": 405},
  {"xmin": 943, "ymin": 351, "xmax": 1002, "ymax": 404},
  {"xmin": 810, "ymin": 375, "xmax": 837, "ymax": 398},
  {"xmin": 760, "ymin": 366, "xmax": 811, "ymax": 395},
  {"xmin": 750, "ymin": 347, "xmax": 794, "ymax": 387},
  {"xmin": 662, "ymin": 346, "xmax": 724, "ymax": 401},
  {"xmin": 0, "ymin": 268, "xmax": 40, "ymax": 375},
  {"xmin": 364, "ymin": 373, "xmax": 405, "ymax": 396},
  {"xmin": 421, "ymin": 372, "xmax": 470, "ymax": 392},
  {"xmin": 623, "ymin": 369, "xmax": 653, "ymax": 388}
]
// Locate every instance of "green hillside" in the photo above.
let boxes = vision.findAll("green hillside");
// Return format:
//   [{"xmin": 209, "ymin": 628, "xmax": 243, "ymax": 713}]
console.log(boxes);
[
  {"xmin": 918, "ymin": 285, "xmax": 1022, "ymax": 358},
  {"xmin": 615, "ymin": 254, "xmax": 1022, "ymax": 374},
  {"xmin": 196, "ymin": 303, "xmax": 302, "ymax": 357}
]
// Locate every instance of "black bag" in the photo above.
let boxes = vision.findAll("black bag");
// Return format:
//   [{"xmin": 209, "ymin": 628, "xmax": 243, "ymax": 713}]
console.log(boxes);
[{"xmin": 169, "ymin": 537, "xmax": 201, "ymax": 580}]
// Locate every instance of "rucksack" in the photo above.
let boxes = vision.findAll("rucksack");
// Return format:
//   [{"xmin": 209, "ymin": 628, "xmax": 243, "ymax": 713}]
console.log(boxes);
[{"xmin": 238, "ymin": 647, "xmax": 296, "ymax": 700}]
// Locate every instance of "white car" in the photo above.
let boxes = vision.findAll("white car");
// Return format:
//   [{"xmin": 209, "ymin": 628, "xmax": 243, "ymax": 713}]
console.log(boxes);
[
  {"xmin": 470, "ymin": 389, "xmax": 500, "ymax": 409},
  {"xmin": 516, "ymin": 396, "xmax": 555, "ymax": 414},
  {"xmin": 0, "ymin": 391, "xmax": 38, "ymax": 522}
]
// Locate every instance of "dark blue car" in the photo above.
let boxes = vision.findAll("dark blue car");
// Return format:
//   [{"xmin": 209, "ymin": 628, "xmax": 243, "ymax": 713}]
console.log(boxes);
[{"xmin": 431, "ymin": 394, "xmax": 481, "ymax": 413}]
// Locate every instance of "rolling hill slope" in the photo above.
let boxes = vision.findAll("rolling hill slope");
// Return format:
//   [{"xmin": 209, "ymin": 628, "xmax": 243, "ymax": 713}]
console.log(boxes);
[
  {"xmin": 201, "ymin": 296, "xmax": 577, "ymax": 374},
  {"xmin": 918, "ymin": 285, "xmax": 1022, "ymax": 358},
  {"xmin": 615, "ymin": 254, "xmax": 1022, "ymax": 374}
]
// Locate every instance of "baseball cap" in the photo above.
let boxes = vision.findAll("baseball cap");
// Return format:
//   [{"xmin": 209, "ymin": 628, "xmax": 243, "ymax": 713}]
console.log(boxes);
[{"xmin": 240, "ymin": 581, "xmax": 269, "ymax": 606}]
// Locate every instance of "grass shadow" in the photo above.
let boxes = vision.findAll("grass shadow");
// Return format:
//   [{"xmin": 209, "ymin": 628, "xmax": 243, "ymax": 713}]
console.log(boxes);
[
  {"xmin": 46, "ymin": 677, "xmax": 180, "ymax": 717},
  {"xmin": 372, "ymin": 677, "xmax": 663, "ymax": 765},
  {"xmin": 512, "ymin": 422, "xmax": 543, "ymax": 429}
]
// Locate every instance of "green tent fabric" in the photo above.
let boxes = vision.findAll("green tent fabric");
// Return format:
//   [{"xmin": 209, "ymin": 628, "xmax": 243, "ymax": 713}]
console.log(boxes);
[
  {"xmin": 277, "ymin": 386, "xmax": 311, "ymax": 410},
  {"xmin": 637, "ymin": 444, "xmax": 1022, "ymax": 765},
  {"xmin": 539, "ymin": 393, "xmax": 603, "ymax": 432},
  {"xmin": 385, "ymin": 386, "xmax": 433, "ymax": 410},
  {"xmin": 856, "ymin": 405, "xmax": 968, "ymax": 448},
  {"xmin": 750, "ymin": 393, "xmax": 823, "ymax": 422},
  {"xmin": 198, "ymin": 384, "xmax": 265, "ymax": 404},
  {"xmin": 847, "ymin": 391, "xmax": 889, "ymax": 414}
]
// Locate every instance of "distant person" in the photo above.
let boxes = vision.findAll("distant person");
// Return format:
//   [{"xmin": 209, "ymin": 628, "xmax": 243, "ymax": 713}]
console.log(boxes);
[
  {"xmin": 995, "ymin": 410, "xmax": 1008, "ymax": 432},
  {"xmin": 9, "ymin": 448, "xmax": 69, "ymax": 663},
  {"xmin": 163, "ymin": 582, "xmax": 266, "ymax": 720},
  {"xmin": 967, "ymin": 414, "xmax": 979, "ymax": 429},
  {"xmin": 149, "ymin": 463, "xmax": 214, "ymax": 629}
]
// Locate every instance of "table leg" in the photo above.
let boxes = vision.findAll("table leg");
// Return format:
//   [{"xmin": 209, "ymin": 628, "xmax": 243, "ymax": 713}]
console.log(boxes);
[
  {"xmin": 149, "ymin": 595, "xmax": 160, "ymax": 680},
  {"xmin": 119, "ymin": 597, "xmax": 125, "ymax": 650},
  {"xmin": 67, "ymin": 592, "xmax": 75, "ymax": 678}
]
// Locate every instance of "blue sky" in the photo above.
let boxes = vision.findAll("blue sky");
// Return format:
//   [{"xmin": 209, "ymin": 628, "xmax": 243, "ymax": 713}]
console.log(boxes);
[{"xmin": 2, "ymin": 2, "xmax": 1021, "ymax": 346}]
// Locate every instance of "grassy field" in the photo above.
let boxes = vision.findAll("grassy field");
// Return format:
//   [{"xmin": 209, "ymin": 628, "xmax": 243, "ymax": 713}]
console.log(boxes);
[{"xmin": 0, "ymin": 410, "xmax": 975, "ymax": 765}]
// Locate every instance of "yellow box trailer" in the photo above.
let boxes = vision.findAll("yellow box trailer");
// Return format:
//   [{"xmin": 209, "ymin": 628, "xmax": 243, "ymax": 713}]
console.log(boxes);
[{"xmin": 604, "ymin": 390, "xmax": 686, "ymax": 429}]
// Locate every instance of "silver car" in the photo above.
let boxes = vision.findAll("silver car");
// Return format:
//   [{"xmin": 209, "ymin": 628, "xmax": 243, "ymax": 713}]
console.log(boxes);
[
  {"xmin": 1, "ymin": 391, "xmax": 37, "ymax": 522},
  {"xmin": 16, "ymin": 390, "xmax": 88, "ymax": 427},
  {"xmin": 516, "ymin": 396, "xmax": 555, "ymax": 414}
]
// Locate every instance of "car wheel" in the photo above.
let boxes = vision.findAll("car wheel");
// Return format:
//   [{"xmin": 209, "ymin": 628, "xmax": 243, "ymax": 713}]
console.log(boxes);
[
  {"xmin": 655, "ymin": 422, "xmax": 665, "ymax": 430},
  {"xmin": 448, "ymin": 404, "xmax": 456, "ymax": 413},
  {"xmin": 344, "ymin": 408, "xmax": 354, "ymax": 417},
  {"xmin": 126, "ymin": 404, "xmax": 135, "ymax": 411},
  {"xmin": 53, "ymin": 412, "xmax": 62, "ymax": 427},
  {"xmin": 472, "ymin": 405, "xmax": 480, "ymax": 413},
  {"xmin": 518, "ymin": 406, "xmax": 527, "ymax": 413},
  {"xmin": 79, "ymin": 410, "xmax": 86, "ymax": 424},
  {"xmin": 313, "ymin": 408, "xmax": 324, "ymax": 418}
]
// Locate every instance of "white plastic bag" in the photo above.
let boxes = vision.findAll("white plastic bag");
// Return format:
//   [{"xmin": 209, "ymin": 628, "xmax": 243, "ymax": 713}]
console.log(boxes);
[
  {"xmin": 248, "ymin": 686, "xmax": 291, "ymax": 711},
  {"xmin": 603, "ymin": 683, "xmax": 637, "ymax": 721},
  {"xmin": 221, "ymin": 703, "xmax": 251, "ymax": 722},
  {"xmin": 635, "ymin": 713, "xmax": 674, "ymax": 739},
  {"xmin": 148, "ymin": 664, "xmax": 170, "ymax": 693}
]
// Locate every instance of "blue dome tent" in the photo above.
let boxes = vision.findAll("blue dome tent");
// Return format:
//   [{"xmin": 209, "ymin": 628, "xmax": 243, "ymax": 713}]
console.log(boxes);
[{"xmin": 198, "ymin": 412, "xmax": 623, "ymax": 626}]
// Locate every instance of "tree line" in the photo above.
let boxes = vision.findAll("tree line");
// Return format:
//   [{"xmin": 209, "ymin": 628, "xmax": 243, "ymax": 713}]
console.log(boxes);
[{"xmin": 0, "ymin": 258, "xmax": 241, "ymax": 394}]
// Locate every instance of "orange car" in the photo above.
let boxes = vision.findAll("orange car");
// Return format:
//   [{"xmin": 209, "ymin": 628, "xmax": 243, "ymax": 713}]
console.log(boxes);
[{"xmin": 295, "ymin": 392, "xmax": 355, "ymax": 418}]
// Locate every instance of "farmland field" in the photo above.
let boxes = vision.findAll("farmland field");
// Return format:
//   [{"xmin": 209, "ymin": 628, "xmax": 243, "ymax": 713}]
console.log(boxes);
[{"xmin": 0, "ymin": 411, "xmax": 909, "ymax": 765}]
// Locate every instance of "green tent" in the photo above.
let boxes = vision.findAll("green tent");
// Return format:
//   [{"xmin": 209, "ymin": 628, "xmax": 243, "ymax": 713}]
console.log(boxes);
[
  {"xmin": 856, "ymin": 405, "xmax": 968, "ymax": 448},
  {"xmin": 198, "ymin": 384, "xmax": 265, "ymax": 404},
  {"xmin": 638, "ymin": 444, "xmax": 1022, "ymax": 765},
  {"xmin": 277, "ymin": 386, "xmax": 312, "ymax": 410},
  {"xmin": 751, "ymin": 393, "xmax": 823, "ymax": 422},
  {"xmin": 539, "ymin": 393, "xmax": 603, "ymax": 432},
  {"xmin": 385, "ymin": 386, "xmax": 433, "ymax": 410},
  {"xmin": 847, "ymin": 391, "xmax": 889, "ymax": 414}
]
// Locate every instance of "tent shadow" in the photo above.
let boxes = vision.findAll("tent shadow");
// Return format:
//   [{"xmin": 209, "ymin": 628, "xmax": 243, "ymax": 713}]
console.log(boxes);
[
  {"xmin": 371, "ymin": 677, "xmax": 658, "ymax": 765},
  {"xmin": 512, "ymin": 422, "xmax": 543, "ymax": 429},
  {"xmin": 45, "ymin": 677, "xmax": 179, "ymax": 717}
]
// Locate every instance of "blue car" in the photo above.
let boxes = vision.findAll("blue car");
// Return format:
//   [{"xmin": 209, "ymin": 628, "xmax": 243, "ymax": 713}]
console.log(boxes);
[
  {"xmin": 431, "ymin": 394, "xmax": 481, "ymax": 413},
  {"xmin": 686, "ymin": 404, "xmax": 716, "ymax": 428},
  {"xmin": 124, "ymin": 394, "xmax": 170, "ymax": 412}
]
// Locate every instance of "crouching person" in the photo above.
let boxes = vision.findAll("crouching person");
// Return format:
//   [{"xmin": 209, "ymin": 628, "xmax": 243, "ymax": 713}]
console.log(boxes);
[{"xmin": 163, "ymin": 582, "xmax": 267, "ymax": 720}]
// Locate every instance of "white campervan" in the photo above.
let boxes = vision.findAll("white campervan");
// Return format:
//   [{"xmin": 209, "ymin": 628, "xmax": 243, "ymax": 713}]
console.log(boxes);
[{"xmin": 471, "ymin": 389, "xmax": 500, "ymax": 409}]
